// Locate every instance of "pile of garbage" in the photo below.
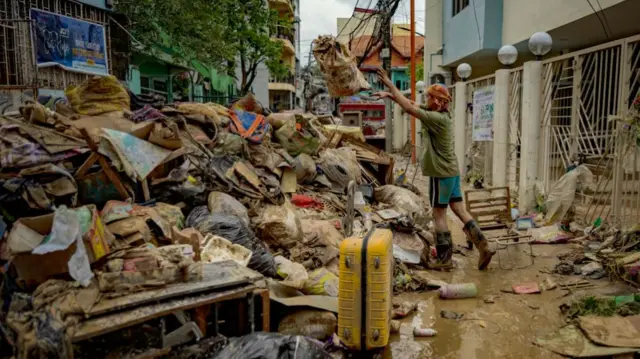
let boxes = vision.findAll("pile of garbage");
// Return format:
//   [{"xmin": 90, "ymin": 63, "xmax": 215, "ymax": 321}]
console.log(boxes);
[{"xmin": 0, "ymin": 74, "xmax": 436, "ymax": 358}]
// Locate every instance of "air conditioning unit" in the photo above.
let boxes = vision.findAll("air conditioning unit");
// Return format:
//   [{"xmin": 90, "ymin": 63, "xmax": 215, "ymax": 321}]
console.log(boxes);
[{"xmin": 428, "ymin": 71, "xmax": 452, "ymax": 86}]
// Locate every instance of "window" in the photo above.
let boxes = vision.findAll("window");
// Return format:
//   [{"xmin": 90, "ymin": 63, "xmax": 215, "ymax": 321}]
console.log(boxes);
[
  {"xmin": 395, "ymin": 80, "xmax": 402, "ymax": 89},
  {"xmin": 452, "ymin": 0, "xmax": 469, "ymax": 16}
]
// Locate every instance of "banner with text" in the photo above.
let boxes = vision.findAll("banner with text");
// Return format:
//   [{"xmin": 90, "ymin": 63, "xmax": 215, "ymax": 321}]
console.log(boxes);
[
  {"xmin": 472, "ymin": 86, "xmax": 495, "ymax": 141},
  {"xmin": 31, "ymin": 9, "xmax": 108, "ymax": 76}
]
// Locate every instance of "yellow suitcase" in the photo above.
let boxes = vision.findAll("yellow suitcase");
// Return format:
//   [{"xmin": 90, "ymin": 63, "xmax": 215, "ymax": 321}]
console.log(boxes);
[{"xmin": 338, "ymin": 228, "xmax": 393, "ymax": 351}]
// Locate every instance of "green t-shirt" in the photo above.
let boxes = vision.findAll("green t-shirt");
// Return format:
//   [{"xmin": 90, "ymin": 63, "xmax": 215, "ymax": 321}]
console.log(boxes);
[{"xmin": 415, "ymin": 109, "xmax": 460, "ymax": 178}]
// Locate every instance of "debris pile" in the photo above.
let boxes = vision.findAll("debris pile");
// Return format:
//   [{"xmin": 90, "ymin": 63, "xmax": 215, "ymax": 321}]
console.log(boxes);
[{"xmin": 0, "ymin": 75, "xmax": 436, "ymax": 357}]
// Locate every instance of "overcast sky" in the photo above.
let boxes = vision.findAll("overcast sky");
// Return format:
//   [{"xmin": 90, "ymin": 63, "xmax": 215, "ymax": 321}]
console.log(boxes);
[{"xmin": 299, "ymin": 0, "xmax": 426, "ymax": 65}]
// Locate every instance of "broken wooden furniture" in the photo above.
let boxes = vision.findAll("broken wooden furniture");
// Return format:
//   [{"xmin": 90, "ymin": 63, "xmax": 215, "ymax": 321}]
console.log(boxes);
[
  {"xmin": 464, "ymin": 186, "xmax": 534, "ymax": 269},
  {"xmin": 74, "ymin": 128, "xmax": 131, "ymax": 201},
  {"xmin": 71, "ymin": 261, "xmax": 267, "ymax": 353}
]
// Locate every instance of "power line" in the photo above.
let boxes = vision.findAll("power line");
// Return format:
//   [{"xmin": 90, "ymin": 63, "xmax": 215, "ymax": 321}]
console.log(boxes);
[
  {"xmin": 337, "ymin": 0, "xmax": 361, "ymax": 38},
  {"xmin": 594, "ymin": 0, "xmax": 613, "ymax": 37},
  {"xmin": 585, "ymin": 0, "xmax": 610, "ymax": 39},
  {"xmin": 470, "ymin": 0, "xmax": 482, "ymax": 48}
]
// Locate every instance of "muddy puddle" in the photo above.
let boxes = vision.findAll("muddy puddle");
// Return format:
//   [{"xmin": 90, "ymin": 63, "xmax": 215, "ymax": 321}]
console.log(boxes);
[{"xmin": 379, "ymin": 216, "xmax": 630, "ymax": 359}]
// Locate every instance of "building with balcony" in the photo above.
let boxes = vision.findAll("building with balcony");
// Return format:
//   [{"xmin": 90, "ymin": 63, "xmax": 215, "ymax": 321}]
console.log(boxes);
[
  {"xmin": 424, "ymin": 0, "xmax": 640, "ymax": 80},
  {"xmin": 263, "ymin": 0, "xmax": 300, "ymax": 111}
]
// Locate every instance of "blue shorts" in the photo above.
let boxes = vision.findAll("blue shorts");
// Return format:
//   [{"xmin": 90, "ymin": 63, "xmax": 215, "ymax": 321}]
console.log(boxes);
[{"xmin": 429, "ymin": 176, "xmax": 463, "ymax": 208}]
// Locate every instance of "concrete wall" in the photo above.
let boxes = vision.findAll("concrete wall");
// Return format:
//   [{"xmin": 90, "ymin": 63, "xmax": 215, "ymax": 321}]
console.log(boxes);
[
  {"xmin": 424, "ymin": 0, "xmax": 444, "ymax": 79},
  {"xmin": 442, "ymin": 0, "xmax": 503, "ymax": 65},
  {"xmin": 337, "ymin": 13, "xmax": 378, "ymax": 45},
  {"xmin": 501, "ymin": 0, "xmax": 624, "ymax": 46}
]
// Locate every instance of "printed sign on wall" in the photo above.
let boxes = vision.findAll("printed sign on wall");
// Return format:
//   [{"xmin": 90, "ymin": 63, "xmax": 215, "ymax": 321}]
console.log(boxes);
[
  {"xmin": 31, "ymin": 9, "xmax": 108, "ymax": 76},
  {"xmin": 472, "ymin": 86, "xmax": 495, "ymax": 141}
]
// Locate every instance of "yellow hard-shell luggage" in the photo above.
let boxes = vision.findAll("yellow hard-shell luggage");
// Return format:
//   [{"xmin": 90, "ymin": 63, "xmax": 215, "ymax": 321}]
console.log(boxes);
[{"xmin": 338, "ymin": 228, "xmax": 393, "ymax": 351}]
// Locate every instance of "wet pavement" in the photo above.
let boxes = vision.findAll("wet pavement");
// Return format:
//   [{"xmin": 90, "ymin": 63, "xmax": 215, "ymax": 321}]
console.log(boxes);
[{"xmin": 382, "ymin": 214, "xmax": 632, "ymax": 359}]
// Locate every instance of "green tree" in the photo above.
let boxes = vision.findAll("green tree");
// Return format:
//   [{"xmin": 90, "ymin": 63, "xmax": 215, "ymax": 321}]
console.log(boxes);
[
  {"xmin": 406, "ymin": 62, "xmax": 424, "ymax": 84},
  {"xmin": 222, "ymin": 0, "xmax": 292, "ymax": 95},
  {"xmin": 116, "ymin": 0, "xmax": 233, "ymax": 70}
]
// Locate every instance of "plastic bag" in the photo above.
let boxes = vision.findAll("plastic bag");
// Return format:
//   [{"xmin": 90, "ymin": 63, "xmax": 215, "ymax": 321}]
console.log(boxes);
[
  {"xmin": 278, "ymin": 310, "xmax": 337, "ymax": 340},
  {"xmin": 32, "ymin": 206, "xmax": 93, "ymax": 286},
  {"xmin": 201, "ymin": 234, "xmax": 252, "ymax": 266},
  {"xmin": 213, "ymin": 332, "xmax": 331, "ymax": 359},
  {"xmin": 294, "ymin": 153, "xmax": 317, "ymax": 183},
  {"xmin": 374, "ymin": 185, "xmax": 427, "ymax": 215},
  {"xmin": 256, "ymin": 204, "xmax": 303, "ymax": 250},
  {"xmin": 545, "ymin": 165, "xmax": 592, "ymax": 224},
  {"xmin": 274, "ymin": 255, "xmax": 308, "ymax": 289},
  {"xmin": 208, "ymin": 192, "xmax": 250, "ymax": 227},
  {"xmin": 312, "ymin": 35, "xmax": 370, "ymax": 97},
  {"xmin": 185, "ymin": 207, "xmax": 276, "ymax": 276},
  {"xmin": 302, "ymin": 268, "xmax": 339, "ymax": 296}
]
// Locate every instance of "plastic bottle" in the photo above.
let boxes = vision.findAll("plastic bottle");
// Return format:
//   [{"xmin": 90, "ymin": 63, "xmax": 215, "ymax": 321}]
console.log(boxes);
[
  {"xmin": 439, "ymin": 283, "xmax": 478, "ymax": 299},
  {"xmin": 413, "ymin": 327, "xmax": 437, "ymax": 337}
]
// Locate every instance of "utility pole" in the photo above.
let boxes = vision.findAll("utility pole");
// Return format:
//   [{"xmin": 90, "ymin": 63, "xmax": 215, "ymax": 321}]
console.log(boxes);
[
  {"xmin": 382, "ymin": 0, "xmax": 393, "ymax": 153},
  {"xmin": 409, "ymin": 0, "xmax": 416, "ymax": 163}
]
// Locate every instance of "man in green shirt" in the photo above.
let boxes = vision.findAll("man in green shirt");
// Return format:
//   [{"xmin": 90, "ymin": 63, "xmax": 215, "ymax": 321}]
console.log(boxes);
[{"xmin": 373, "ymin": 69, "xmax": 494, "ymax": 270}]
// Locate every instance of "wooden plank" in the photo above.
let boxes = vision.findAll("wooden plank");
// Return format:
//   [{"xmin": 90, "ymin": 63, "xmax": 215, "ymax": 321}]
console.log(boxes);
[
  {"xmin": 468, "ymin": 203, "xmax": 508, "ymax": 210},
  {"xmin": 73, "ymin": 285, "xmax": 255, "ymax": 342},
  {"xmin": 257, "ymin": 289, "xmax": 270, "ymax": 332},
  {"xmin": 466, "ymin": 196, "xmax": 509, "ymax": 205},
  {"xmin": 468, "ymin": 208, "xmax": 507, "ymax": 217},
  {"xmin": 88, "ymin": 261, "xmax": 262, "ymax": 316},
  {"xmin": 75, "ymin": 153, "xmax": 99, "ymax": 178}
]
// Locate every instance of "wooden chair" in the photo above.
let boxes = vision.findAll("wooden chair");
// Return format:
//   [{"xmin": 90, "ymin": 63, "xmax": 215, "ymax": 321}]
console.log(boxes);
[{"xmin": 464, "ymin": 186, "xmax": 534, "ymax": 269}]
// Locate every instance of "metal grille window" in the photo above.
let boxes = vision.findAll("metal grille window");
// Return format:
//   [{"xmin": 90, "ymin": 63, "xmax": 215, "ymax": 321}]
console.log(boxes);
[
  {"xmin": 452, "ymin": 0, "xmax": 469, "ymax": 16},
  {"xmin": 0, "ymin": 0, "xmax": 114, "ymax": 91}
]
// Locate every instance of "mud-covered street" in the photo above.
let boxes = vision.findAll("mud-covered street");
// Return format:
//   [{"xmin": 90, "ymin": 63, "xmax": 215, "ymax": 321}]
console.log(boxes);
[{"xmin": 384, "ymin": 212, "xmax": 633, "ymax": 359}]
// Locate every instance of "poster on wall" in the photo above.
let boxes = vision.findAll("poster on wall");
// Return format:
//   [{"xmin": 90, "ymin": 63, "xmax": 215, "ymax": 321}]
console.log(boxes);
[
  {"xmin": 30, "ymin": 8, "xmax": 108, "ymax": 76},
  {"xmin": 472, "ymin": 86, "xmax": 495, "ymax": 141}
]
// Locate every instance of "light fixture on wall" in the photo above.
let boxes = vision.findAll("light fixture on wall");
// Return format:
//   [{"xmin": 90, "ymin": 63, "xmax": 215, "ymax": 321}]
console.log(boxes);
[
  {"xmin": 528, "ymin": 32, "xmax": 553, "ymax": 60},
  {"xmin": 415, "ymin": 80, "xmax": 425, "ymax": 91},
  {"xmin": 456, "ymin": 63, "xmax": 472, "ymax": 81},
  {"xmin": 498, "ymin": 45, "xmax": 518, "ymax": 66}
]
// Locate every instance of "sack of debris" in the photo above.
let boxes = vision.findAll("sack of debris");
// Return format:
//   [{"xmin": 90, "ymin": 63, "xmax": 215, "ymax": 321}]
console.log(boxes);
[
  {"xmin": 545, "ymin": 165, "xmax": 592, "ymax": 224},
  {"xmin": 318, "ymin": 148, "xmax": 361, "ymax": 191},
  {"xmin": 312, "ymin": 35, "xmax": 370, "ymax": 97},
  {"xmin": 293, "ymin": 153, "xmax": 317, "ymax": 183},
  {"xmin": 278, "ymin": 310, "xmax": 337, "ymax": 340},
  {"xmin": 375, "ymin": 185, "xmax": 427, "ymax": 216},
  {"xmin": 303, "ymin": 268, "xmax": 339, "ymax": 296},
  {"xmin": 65, "ymin": 75, "xmax": 130, "ymax": 115},
  {"xmin": 255, "ymin": 204, "xmax": 303, "ymax": 250},
  {"xmin": 213, "ymin": 332, "xmax": 331, "ymax": 359}
]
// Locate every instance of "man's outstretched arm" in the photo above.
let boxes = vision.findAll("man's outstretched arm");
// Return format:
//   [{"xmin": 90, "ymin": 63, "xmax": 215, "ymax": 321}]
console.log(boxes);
[{"xmin": 374, "ymin": 69, "xmax": 423, "ymax": 119}]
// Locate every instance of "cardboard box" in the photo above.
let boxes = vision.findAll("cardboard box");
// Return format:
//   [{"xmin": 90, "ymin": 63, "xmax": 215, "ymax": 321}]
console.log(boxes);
[{"xmin": 9, "ymin": 205, "xmax": 112, "ymax": 283}]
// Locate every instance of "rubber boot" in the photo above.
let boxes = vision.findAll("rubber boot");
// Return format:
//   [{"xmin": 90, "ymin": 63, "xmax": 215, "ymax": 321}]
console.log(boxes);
[
  {"xmin": 464, "ymin": 220, "xmax": 495, "ymax": 270},
  {"xmin": 430, "ymin": 231, "xmax": 453, "ymax": 269}
]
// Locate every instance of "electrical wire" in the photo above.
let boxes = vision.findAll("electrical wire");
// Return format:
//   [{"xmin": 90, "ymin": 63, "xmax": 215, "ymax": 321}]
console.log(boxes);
[
  {"xmin": 585, "ymin": 0, "xmax": 610, "ymax": 39},
  {"xmin": 594, "ymin": 0, "xmax": 613, "ymax": 38},
  {"xmin": 337, "ymin": 0, "xmax": 362, "ymax": 38},
  {"xmin": 470, "ymin": 0, "xmax": 482, "ymax": 48}
]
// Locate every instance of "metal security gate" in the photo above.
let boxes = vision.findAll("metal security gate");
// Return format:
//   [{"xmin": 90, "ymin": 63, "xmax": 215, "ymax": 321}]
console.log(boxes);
[
  {"xmin": 464, "ymin": 75, "xmax": 495, "ymax": 185},
  {"xmin": 508, "ymin": 67, "xmax": 523, "ymax": 195}
]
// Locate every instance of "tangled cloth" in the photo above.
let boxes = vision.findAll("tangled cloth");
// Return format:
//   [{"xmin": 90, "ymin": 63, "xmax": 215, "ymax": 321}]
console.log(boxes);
[{"xmin": 426, "ymin": 84, "xmax": 451, "ymax": 112}]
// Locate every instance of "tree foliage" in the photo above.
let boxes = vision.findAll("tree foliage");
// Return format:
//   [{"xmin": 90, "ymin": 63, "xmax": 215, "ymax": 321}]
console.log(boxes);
[
  {"xmin": 116, "ymin": 0, "xmax": 233, "ymax": 70},
  {"xmin": 222, "ymin": 0, "xmax": 292, "ymax": 94},
  {"xmin": 406, "ymin": 62, "xmax": 424, "ymax": 83},
  {"xmin": 117, "ymin": 0, "xmax": 292, "ymax": 94}
]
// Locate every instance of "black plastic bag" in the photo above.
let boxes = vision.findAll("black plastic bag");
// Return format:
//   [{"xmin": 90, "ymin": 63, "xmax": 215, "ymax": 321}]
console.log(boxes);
[
  {"xmin": 213, "ymin": 332, "xmax": 331, "ymax": 359},
  {"xmin": 185, "ymin": 207, "xmax": 276, "ymax": 277}
]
